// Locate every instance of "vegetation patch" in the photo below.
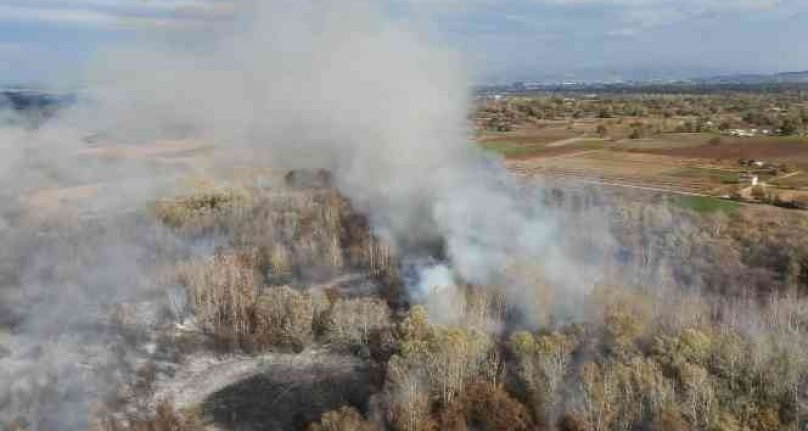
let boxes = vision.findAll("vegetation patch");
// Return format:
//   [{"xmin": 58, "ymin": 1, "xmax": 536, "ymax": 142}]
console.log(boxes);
[
  {"xmin": 614, "ymin": 133, "xmax": 716, "ymax": 151},
  {"xmin": 480, "ymin": 141, "xmax": 546, "ymax": 158},
  {"xmin": 480, "ymin": 139, "xmax": 604, "ymax": 159},
  {"xmin": 666, "ymin": 167, "xmax": 739, "ymax": 184},
  {"xmin": 672, "ymin": 195, "xmax": 741, "ymax": 213},
  {"xmin": 153, "ymin": 186, "xmax": 252, "ymax": 231},
  {"xmin": 771, "ymin": 171, "xmax": 808, "ymax": 189}
]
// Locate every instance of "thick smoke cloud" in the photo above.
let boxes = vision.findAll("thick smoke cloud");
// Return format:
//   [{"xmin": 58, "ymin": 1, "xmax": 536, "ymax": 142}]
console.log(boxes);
[
  {"xmin": 0, "ymin": 66, "xmax": 190, "ymax": 431},
  {"xmin": 0, "ymin": 1, "xmax": 609, "ymax": 428},
  {"xmin": 0, "ymin": 89, "xmax": 195, "ymax": 428},
  {"xmin": 85, "ymin": 0, "xmax": 603, "ymax": 318}
]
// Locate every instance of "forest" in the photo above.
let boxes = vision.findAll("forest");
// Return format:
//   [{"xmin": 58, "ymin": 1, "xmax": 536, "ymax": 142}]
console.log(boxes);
[{"xmin": 58, "ymin": 179, "xmax": 804, "ymax": 431}]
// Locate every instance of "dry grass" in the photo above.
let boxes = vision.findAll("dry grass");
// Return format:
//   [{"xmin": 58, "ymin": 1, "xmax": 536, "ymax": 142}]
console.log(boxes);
[
  {"xmin": 509, "ymin": 149, "xmax": 747, "ymax": 195},
  {"xmin": 308, "ymin": 406, "xmax": 381, "ymax": 431},
  {"xmin": 80, "ymin": 139, "xmax": 208, "ymax": 158},
  {"xmin": 94, "ymin": 399, "xmax": 205, "ymax": 431},
  {"xmin": 612, "ymin": 133, "xmax": 716, "ymax": 151},
  {"xmin": 153, "ymin": 186, "xmax": 251, "ymax": 232},
  {"xmin": 129, "ymin": 400, "xmax": 204, "ymax": 431}
]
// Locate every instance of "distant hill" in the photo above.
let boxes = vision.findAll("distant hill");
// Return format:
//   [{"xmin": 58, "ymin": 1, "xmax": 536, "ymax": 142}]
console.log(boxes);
[
  {"xmin": 1, "ymin": 88, "xmax": 73, "ymax": 112},
  {"xmin": 1, "ymin": 89, "xmax": 74, "ymax": 126},
  {"xmin": 696, "ymin": 70, "xmax": 808, "ymax": 85},
  {"xmin": 476, "ymin": 70, "xmax": 808, "ymax": 96}
]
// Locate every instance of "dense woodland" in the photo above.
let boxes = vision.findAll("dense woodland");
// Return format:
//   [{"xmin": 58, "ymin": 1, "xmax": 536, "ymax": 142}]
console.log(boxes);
[
  {"xmin": 476, "ymin": 93, "xmax": 808, "ymax": 136},
  {"xmin": 55, "ymin": 180, "xmax": 806, "ymax": 431}
]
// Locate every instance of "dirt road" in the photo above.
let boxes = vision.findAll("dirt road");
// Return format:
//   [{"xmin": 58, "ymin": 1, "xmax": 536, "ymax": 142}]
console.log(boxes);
[{"xmin": 511, "ymin": 168, "xmax": 714, "ymax": 197}]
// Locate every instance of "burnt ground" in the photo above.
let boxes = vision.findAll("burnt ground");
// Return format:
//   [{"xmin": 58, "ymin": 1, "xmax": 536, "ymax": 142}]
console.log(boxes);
[
  {"xmin": 151, "ymin": 350, "xmax": 374, "ymax": 431},
  {"xmin": 203, "ymin": 352, "xmax": 372, "ymax": 431}
]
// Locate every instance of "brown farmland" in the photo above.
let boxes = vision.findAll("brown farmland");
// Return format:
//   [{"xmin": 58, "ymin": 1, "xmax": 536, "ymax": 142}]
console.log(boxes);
[{"xmin": 646, "ymin": 137, "xmax": 808, "ymax": 166}]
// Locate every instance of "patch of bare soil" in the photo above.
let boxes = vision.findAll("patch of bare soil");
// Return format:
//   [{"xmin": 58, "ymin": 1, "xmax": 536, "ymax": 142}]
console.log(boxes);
[
  {"xmin": 545, "ymin": 136, "xmax": 591, "ymax": 147},
  {"xmin": 19, "ymin": 184, "xmax": 101, "ymax": 221},
  {"xmin": 80, "ymin": 139, "xmax": 208, "ymax": 160},
  {"xmin": 647, "ymin": 138, "xmax": 808, "ymax": 166}
]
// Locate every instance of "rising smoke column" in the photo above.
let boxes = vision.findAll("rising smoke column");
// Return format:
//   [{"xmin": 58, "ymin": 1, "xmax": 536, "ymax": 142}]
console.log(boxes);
[
  {"xmin": 87, "ymin": 0, "xmax": 602, "ymax": 321},
  {"xmin": 0, "ymin": 2, "xmax": 606, "ymax": 427}
]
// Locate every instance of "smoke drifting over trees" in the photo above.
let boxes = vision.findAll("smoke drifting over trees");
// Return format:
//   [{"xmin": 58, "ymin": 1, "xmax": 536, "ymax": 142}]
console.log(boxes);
[
  {"xmin": 0, "ymin": 1, "xmax": 806, "ymax": 430},
  {"xmin": 81, "ymin": 0, "xmax": 608, "ymax": 317}
]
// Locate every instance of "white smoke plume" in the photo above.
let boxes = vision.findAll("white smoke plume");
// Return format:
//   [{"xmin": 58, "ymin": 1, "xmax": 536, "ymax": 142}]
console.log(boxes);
[
  {"xmin": 84, "ymin": 0, "xmax": 602, "ymax": 316},
  {"xmin": 0, "ymin": 1, "xmax": 610, "ymax": 428}
]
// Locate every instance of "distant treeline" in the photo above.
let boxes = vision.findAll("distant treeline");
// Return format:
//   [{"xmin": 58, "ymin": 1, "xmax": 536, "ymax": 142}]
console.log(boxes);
[
  {"xmin": 477, "ymin": 82, "xmax": 808, "ymax": 96},
  {"xmin": 0, "ymin": 90, "xmax": 74, "ymax": 125},
  {"xmin": 476, "ymin": 89, "xmax": 808, "ymax": 136}
]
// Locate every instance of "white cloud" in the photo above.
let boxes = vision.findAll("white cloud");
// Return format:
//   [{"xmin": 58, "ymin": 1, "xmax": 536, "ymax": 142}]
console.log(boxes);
[
  {"xmin": 0, "ymin": 0, "xmax": 232, "ymax": 27},
  {"xmin": 0, "ymin": 5, "xmax": 114, "ymax": 25},
  {"xmin": 527, "ymin": 0, "xmax": 786, "ymax": 36},
  {"xmin": 536, "ymin": 0, "xmax": 780, "ymax": 7},
  {"xmin": 392, "ymin": 0, "xmax": 793, "ymax": 38}
]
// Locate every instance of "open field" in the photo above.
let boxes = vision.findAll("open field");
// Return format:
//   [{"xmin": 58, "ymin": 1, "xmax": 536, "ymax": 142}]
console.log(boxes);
[
  {"xmin": 478, "ymin": 120, "xmax": 608, "ymax": 158},
  {"xmin": 612, "ymin": 132, "xmax": 718, "ymax": 151},
  {"xmin": 672, "ymin": 195, "xmax": 742, "ymax": 214},
  {"xmin": 19, "ymin": 121, "xmax": 808, "ymax": 220},
  {"xmin": 480, "ymin": 138, "xmax": 606, "ymax": 158},
  {"xmin": 508, "ymin": 149, "xmax": 742, "ymax": 195},
  {"xmin": 481, "ymin": 109, "xmax": 808, "ymax": 208},
  {"xmin": 506, "ymin": 139, "xmax": 808, "ymax": 206},
  {"xmin": 477, "ymin": 91, "xmax": 808, "ymax": 209},
  {"xmin": 772, "ymin": 171, "xmax": 808, "ymax": 188},
  {"xmin": 647, "ymin": 136, "xmax": 808, "ymax": 166}
]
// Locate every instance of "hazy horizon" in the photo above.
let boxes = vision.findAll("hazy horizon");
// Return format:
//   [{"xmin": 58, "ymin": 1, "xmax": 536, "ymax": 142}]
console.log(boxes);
[{"xmin": 0, "ymin": 0, "xmax": 807, "ymax": 89}]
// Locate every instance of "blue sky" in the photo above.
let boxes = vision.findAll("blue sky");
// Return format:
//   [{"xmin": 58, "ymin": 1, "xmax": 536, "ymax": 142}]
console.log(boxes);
[{"xmin": 1, "ymin": 0, "xmax": 807, "ymax": 87}]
